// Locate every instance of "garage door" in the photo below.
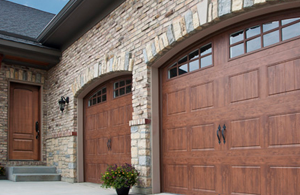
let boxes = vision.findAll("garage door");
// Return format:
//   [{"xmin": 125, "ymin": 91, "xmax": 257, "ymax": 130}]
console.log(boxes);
[
  {"xmin": 84, "ymin": 76, "xmax": 132, "ymax": 183},
  {"xmin": 161, "ymin": 12, "xmax": 300, "ymax": 195}
]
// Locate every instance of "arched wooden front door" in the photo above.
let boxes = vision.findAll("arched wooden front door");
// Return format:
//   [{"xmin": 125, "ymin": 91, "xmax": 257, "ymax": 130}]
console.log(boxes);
[
  {"xmin": 83, "ymin": 76, "xmax": 132, "ymax": 183},
  {"xmin": 160, "ymin": 11, "xmax": 300, "ymax": 195}
]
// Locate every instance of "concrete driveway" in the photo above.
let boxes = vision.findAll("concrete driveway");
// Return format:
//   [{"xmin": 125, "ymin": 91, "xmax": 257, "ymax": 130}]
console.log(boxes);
[
  {"xmin": 0, "ymin": 180, "xmax": 175, "ymax": 195},
  {"xmin": 0, "ymin": 180, "xmax": 135, "ymax": 195}
]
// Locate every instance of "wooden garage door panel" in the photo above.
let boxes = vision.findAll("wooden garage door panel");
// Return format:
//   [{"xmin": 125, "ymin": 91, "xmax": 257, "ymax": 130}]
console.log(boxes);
[
  {"xmin": 231, "ymin": 166, "xmax": 261, "ymax": 195},
  {"xmin": 167, "ymin": 89, "xmax": 186, "ymax": 115},
  {"xmin": 97, "ymin": 164, "xmax": 107, "ymax": 183},
  {"xmin": 111, "ymin": 106, "xmax": 125, "ymax": 126},
  {"xmin": 86, "ymin": 114, "xmax": 96, "ymax": 131},
  {"xmin": 268, "ymin": 167, "xmax": 300, "ymax": 195},
  {"xmin": 230, "ymin": 118, "xmax": 261, "ymax": 148},
  {"xmin": 165, "ymin": 165, "xmax": 189, "ymax": 190},
  {"xmin": 191, "ymin": 82, "xmax": 214, "ymax": 110},
  {"xmin": 86, "ymin": 139, "xmax": 96, "ymax": 155},
  {"xmin": 268, "ymin": 113, "xmax": 300, "ymax": 146},
  {"xmin": 166, "ymin": 127, "xmax": 188, "ymax": 151},
  {"xmin": 97, "ymin": 138, "xmax": 108, "ymax": 155},
  {"xmin": 111, "ymin": 135, "xmax": 125, "ymax": 154},
  {"xmin": 230, "ymin": 70, "xmax": 259, "ymax": 103},
  {"xmin": 191, "ymin": 165, "xmax": 216, "ymax": 192},
  {"xmin": 96, "ymin": 111, "xmax": 108, "ymax": 130},
  {"xmin": 191, "ymin": 124, "xmax": 215, "ymax": 150},
  {"xmin": 268, "ymin": 59, "xmax": 300, "ymax": 95},
  {"xmin": 86, "ymin": 163, "xmax": 97, "ymax": 181}
]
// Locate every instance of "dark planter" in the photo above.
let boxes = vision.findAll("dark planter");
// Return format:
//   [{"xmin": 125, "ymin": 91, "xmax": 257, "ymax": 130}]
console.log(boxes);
[
  {"xmin": 116, "ymin": 186, "xmax": 130, "ymax": 195},
  {"xmin": 0, "ymin": 175, "xmax": 7, "ymax": 180}
]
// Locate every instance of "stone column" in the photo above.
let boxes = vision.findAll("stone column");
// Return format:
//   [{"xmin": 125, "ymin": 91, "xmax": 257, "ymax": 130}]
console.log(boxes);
[{"xmin": 130, "ymin": 55, "xmax": 152, "ymax": 194}]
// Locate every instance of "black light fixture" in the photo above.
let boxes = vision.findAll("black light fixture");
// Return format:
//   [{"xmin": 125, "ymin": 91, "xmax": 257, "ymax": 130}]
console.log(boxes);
[{"xmin": 58, "ymin": 96, "xmax": 69, "ymax": 112}]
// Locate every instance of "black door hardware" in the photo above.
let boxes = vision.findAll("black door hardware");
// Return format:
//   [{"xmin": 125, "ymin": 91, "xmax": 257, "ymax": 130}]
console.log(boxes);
[
  {"xmin": 107, "ymin": 139, "xmax": 111, "ymax": 150},
  {"xmin": 217, "ymin": 125, "xmax": 221, "ymax": 144},
  {"xmin": 221, "ymin": 124, "xmax": 226, "ymax": 144},
  {"xmin": 35, "ymin": 121, "xmax": 40, "ymax": 139}
]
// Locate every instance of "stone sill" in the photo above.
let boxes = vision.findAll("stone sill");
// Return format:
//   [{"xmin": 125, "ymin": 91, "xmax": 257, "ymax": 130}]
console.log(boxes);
[{"xmin": 45, "ymin": 131, "xmax": 77, "ymax": 140}]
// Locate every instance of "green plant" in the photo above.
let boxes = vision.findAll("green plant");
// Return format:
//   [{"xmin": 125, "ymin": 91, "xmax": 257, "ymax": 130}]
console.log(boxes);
[
  {"xmin": 0, "ymin": 163, "xmax": 5, "ymax": 176},
  {"xmin": 101, "ymin": 163, "xmax": 140, "ymax": 189}
]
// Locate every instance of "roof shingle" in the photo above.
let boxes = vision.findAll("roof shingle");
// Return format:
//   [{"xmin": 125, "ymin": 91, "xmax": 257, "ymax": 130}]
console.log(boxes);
[{"xmin": 0, "ymin": 0, "xmax": 55, "ymax": 39}]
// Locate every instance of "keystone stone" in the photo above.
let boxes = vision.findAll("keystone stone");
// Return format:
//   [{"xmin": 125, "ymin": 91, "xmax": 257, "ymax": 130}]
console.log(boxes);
[
  {"xmin": 197, "ymin": 0, "xmax": 208, "ymax": 25},
  {"xmin": 185, "ymin": 10, "xmax": 194, "ymax": 33},
  {"xmin": 219, "ymin": 0, "xmax": 231, "ymax": 17},
  {"xmin": 166, "ymin": 24, "xmax": 175, "ymax": 45},
  {"xmin": 244, "ymin": 0, "xmax": 254, "ymax": 7}
]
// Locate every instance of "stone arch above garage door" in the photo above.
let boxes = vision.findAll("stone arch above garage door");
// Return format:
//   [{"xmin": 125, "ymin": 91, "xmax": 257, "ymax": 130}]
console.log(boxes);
[
  {"xmin": 142, "ymin": 0, "xmax": 300, "ymax": 65},
  {"xmin": 72, "ymin": 52, "xmax": 133, "ymax": 97}
]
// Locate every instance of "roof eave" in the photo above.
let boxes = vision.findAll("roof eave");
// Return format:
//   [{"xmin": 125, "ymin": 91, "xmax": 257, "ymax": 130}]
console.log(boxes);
[{"xmin": 0, "ymin": 38, "xmax": 61, "ymax": 70}]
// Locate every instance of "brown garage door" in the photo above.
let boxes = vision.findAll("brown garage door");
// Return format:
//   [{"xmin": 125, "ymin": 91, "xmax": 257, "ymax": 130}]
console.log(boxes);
[
  {"xmin": 84, "ymin": 76, "xmax": 132, "ymax": 183},
  {"xmin": 161, "ymin": 12, "xmax": 300, "ymax": 195}
]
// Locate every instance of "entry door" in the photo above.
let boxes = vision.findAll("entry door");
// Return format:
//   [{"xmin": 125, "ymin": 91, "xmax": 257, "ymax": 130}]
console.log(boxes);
[
  {"xmin": 83, "ymin": 76, "xmax": 132, "ymax": 183},
  {"xmin": 9, "ymin": 83, "xmax": 40, "ymax": 160}
]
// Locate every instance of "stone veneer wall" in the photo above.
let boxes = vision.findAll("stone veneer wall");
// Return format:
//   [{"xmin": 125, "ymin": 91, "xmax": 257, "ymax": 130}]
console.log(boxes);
[
  {"xmin": 45, "ymin": 0, "xmax": 299, "ymax": 193},
  {"xmin": 46, "ymin": 136, "xmax": 77, "ymax": 182},
  {"xmin": 0, "ymin": 63, "xmax": 47, "ymax": 166}
]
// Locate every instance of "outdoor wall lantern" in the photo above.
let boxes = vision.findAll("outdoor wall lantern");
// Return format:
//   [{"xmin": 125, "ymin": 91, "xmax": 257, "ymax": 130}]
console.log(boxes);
[{"xmin": 58, "ymin": 96, "xmax": 69, "ymax": 112}]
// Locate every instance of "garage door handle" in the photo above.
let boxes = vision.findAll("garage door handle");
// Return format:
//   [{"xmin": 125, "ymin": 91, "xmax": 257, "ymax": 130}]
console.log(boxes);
[
  {"xmin": 107, "ymin": 139, "xmax": 111, "ymax": 150},
  {"xmin": 221, "ymin": 124, "xmax": 226, "ymax": 144},
  {"xmin": 217, "ymin": 125, "xmax": 221, "ymax": 144}
]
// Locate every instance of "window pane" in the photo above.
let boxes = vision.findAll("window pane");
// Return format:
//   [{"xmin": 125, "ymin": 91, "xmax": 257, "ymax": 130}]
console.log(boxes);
[
  {"xmin": 114, "ymin": 91, "xmax": 119, "ymax": 98},
  {"xmin": 114, "ymin": 82, "xmax": 119, "ymax": 89},
  {"xmin": 246, "ymin": 37, "xmax": 261, "ymax": 53},
  {"xmin": 281, "ymin": 17, "xmax": 300, "ymax": 25},
  {"xmin": 263, "ymin": 30, "xmax": 279, "ymax": 47},
  {"xmin": 168, "ymin": 68, "xmax": 177, "ymax": 78},
  {"xmin": 92, "ymin": 98, "xmax": 96, "ymax": 105},
  {"xmin": 189, "ymin": 60, "xmax": 199, "ymax": 72},
  {"xmin": 120, "ymin": 80, "xmax": 125, "ymax": 87},
  {"xmin": 263, "ymin": 21, "xmax": 279, "ymax": 32},
  {"xmin": 102, "ymin": 88, "xmax": 106, "ymax": 94},
  {"xmin": 230, "ymin": 30, "xmax": 244, "ymax": 44},
  {"xmin": 189, "ymin": 50, "xmax": 199, "ymax": 60},
  {"xmin": 97, "ymin": 97, "xmax": 101, "ymax": 103},
  {"xmin": 88, "ymin": 100, "xmax": 91, "ymax": 107},
  {"xmin": 126, "ymin": 85, "xmax": 131, "ymax": 93},
  {"xmin": 282, "ymin": 22, "xmax": 300, "ymax": 41},
  {"xmin": 92, "ymin": 93, "xmax": 96, "ymax": 98},
  {"xmin": 178, "ymin": 56, "xmax": 187, "ymax": 64},
  {"xmin": 178, "ymin": 64, "xmax": 188, "ymax": 75},
  {"xmin": 230, "ymin": 43, "xmax": 244, "ymax": 58},
  {"xmin": 200, "ymin": 43, "xmax": 212, "ymax": 56},
  {"xmin": 97, "ymin": 90, "xmax": 101, "ymax": 96},
  {"xmin": 246, "ymin": 26, "xmax": 261, "ymax": 38},
  {"xmin": 126, "ymin": 79, "xmax": 132, "ymax": 84},
  {"xmin": 120, "ymin": 88, "xmax": 125, "ymax": 96},
  {"xmin": 102, "ymin": 95, "xmax": 107, "ymax": 102},
  {"xmin": 169, "ymin": 63, "xmax": 177, "ymax": 68},
  {"xmin": 201, "ymin": 55, "xmax": 212, "ymax": 68}
]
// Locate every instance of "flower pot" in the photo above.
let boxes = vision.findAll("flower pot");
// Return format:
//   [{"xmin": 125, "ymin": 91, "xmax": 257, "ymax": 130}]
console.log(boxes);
[
  {"xmin": 115, "ymin": 186, "xmax": 130, "ymax": 195},
  {"xmin": 0, "ymin": 175, "xmax": 7, "ymax": 180}
]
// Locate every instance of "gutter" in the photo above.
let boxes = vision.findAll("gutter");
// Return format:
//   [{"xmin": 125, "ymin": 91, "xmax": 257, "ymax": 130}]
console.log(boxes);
[{"xmin": 37, "ymin": 0, "xmax": 84, "ymax": 43}]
